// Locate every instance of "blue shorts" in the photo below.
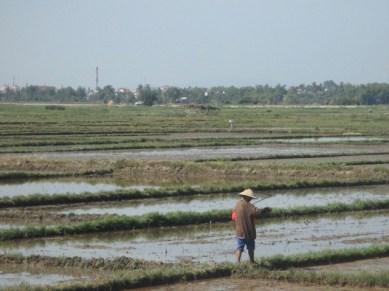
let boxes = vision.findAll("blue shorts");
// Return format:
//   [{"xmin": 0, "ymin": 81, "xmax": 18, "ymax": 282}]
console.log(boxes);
[{"xmin": 236, "ymin": 237, "xmax": 255, "ymax": 253}]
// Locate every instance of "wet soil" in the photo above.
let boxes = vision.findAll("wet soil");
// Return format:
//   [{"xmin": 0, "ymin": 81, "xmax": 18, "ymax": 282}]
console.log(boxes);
[
  {"xmin": 6, "ymin": 143, "xmax": 389, "ymax": 161},
  {"xmin": 136, "ymin": 277, "xmax": 380, "ymax": 291},
  {"xmin": 0, "ymin": 263, "xmax": 91, "ymax": 287},
  {"xmin": 1, "ymin": 211, "xmax": 389, "ymax": 263},
  {"xmin": 305, "ymin": 257, "xmax": 389, "ymax": 274}
]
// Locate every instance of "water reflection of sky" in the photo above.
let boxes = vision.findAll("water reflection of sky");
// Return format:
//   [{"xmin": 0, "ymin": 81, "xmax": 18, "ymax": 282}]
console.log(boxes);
[
  {"xmin": 0, "ymin": 182, "xmax": 159, "ymax": 198},
  {"xmin": 30, "ymin": 144, "xmax": 362, "ymax": 160},
  {"xmin": 59, "ymin": 185, "xmax": 389, "ymax": 216},
  {"xmin": 269, "ymin": 136, "xmax": 382, "ymax": 143},
  {"xmin": 2, "ymin": 212, "xmax": 388, "ymax": 263},
  {"xmin": 0, "ymin": 271, "xmax": 79, "ymax": 287}
]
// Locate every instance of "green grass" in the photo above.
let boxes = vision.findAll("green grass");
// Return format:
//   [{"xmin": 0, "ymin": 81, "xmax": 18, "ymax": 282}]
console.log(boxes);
[
  {"xmin": 1, "ymin": 105, "xmax": 389, "ymax": 154},
  {"xmin": 1, "ymin": 104, "xmax": 389, "ymax": 134},
  {"xmin": 0, "ymin": 253, "xmax": 162, "ymax": 271},
  {"xmin": 257, "ymin": 244, "xmax": 389, "ymax": 269},
  {"xmin": 194, "ymin": 151, "xmax": 389, "ymax": 162},
  {"xmin": 237, "ymin": 268, "xmax": 389, "ymax": 288}
]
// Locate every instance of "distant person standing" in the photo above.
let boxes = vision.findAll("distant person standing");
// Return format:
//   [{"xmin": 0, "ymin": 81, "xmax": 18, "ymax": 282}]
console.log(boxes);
[{"xmin": 232, "ymin": 189, "xmax": 271, "ymax": 263}]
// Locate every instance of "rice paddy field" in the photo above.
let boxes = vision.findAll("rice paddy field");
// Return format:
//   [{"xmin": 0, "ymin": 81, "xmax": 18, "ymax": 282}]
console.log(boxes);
[{"xmin": 1, "ymin": 103, "xmax": 389, "ymax": 290}]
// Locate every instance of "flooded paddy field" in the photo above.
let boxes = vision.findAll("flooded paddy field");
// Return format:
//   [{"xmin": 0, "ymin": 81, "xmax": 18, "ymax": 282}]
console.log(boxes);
[
  {"xmin": 1, "ymin": 134, "xmax": 385, "ymax": 155},
  {"xmin": 0, "ymin": 264, "xmax": 88, "ymax": 287},
  {"xmin": 2, "ymin": 106, "xmax": 389, "ymax": 289},
  {"xmin": 0, "ymin": 178, "xmax": 159, "ymax": 198},
  {"xmin": 4, "ymin": 142, "xmax": 387, "ymax": 161},
  {"xmin": 55, "ymin": 185, "xmax": 389, "ymax": 216},
  {"xmin": 251, "ymin": 153, "xmax": 389, "ymax": 166},
  {"xmin": 2, "ymin": 184, "xmax": 388, "ymax": 225},
  {"xmin": 2, "ymin": 211, "xmax": 389, "ymax": 264}
]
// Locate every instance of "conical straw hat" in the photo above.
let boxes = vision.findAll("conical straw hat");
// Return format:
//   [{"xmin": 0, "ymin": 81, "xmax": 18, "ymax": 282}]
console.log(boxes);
[{"xmin": 238, "ymin": 188, "xmax": 256, "ymax": 199}]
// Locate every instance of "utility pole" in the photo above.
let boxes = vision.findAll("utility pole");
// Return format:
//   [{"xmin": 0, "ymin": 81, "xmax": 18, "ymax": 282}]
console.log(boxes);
[{"xmin": 96, "ymin": 66, "xmax": 99, "ymax": 90}]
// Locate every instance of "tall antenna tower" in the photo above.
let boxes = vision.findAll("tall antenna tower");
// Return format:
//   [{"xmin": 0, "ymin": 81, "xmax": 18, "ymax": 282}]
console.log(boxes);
[{"xmin": 96, "ymin": 66, "xmax": 99, "ymax": 90}]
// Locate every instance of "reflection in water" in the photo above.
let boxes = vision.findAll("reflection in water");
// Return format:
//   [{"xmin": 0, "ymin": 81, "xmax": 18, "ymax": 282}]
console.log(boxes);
[
  {"xmin": 59, "ymin": 185, "xmax": 389, "ymax": 216},
  {"xmin": 2, "ymin": 211, "xmax": 389, "ymax": 263},
  {"xmin": 0, "ymin": 270, "xmax": 78, "ymax": 287},
  {"xmin": 0, "ymin": 181, "xmax": 159, "ymax": 198},
  {"xmin": 270, "ymin": 136, "xmax": 382, "ymax": 143},
  {"xmin": 32, "ymin": 144, "xmax": 360, "ymax": 160}
]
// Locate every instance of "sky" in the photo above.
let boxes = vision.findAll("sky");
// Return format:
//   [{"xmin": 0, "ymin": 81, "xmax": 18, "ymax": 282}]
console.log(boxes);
[{"xmin": 1, "ymin": 0, "xmax": 389, "ymax": 89}]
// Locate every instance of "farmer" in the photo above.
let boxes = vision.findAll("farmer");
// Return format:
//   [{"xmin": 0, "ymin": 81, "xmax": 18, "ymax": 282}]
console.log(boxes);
[{"xmin": 232, "ymin": 188, "xmax": 271, "ymax": 263}]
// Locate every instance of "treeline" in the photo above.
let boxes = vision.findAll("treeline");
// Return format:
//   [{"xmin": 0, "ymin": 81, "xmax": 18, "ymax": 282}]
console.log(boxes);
[{"xmin": 1, "ymin": 81, "xmax": 389, "ymax": 105}]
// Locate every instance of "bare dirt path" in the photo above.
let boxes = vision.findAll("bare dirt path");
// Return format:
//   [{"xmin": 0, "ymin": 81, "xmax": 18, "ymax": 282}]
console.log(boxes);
[
  {"xmin": 305, "ymin": 257, "xmax": 389, "ymax": 274},
  {"xmin": 135, "ymin": 277, "xmax": 383, "ymax": 291}
]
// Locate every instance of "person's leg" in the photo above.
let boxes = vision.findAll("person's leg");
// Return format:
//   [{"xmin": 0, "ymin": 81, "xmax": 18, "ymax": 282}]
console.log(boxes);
[
  {"xmin": 235, "ymin": 238, "xmax": 245, "ymax": 263},
  {"xmin": 247, "ymin": 239, "xmax": 255, "ymax": 263},
  {"xmin": 235, "ymin": 249, "xmax": 242, "ymax": 263}
]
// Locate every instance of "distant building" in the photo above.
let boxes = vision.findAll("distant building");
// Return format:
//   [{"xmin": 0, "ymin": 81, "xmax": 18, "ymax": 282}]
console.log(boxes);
[
  {"xmin": 0, "ymin": 85, "xmax": 20, "ymax": 93},
  {"xmin": 159, "ymin": 85, "xmax": 171, "ymax": 92},
  {"xmin": 116, "ymin": 87, "xmax": 131, "ymax": 94},
  {"xmin": 176, "ymin": 97, "xmax": 189, "ymax": 104}
]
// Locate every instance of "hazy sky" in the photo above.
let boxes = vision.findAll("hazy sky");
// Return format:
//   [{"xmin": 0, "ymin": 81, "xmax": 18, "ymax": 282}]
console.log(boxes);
[{"xmin": 1, "ymin": 0, "xmax": 389, "ymax": 88}]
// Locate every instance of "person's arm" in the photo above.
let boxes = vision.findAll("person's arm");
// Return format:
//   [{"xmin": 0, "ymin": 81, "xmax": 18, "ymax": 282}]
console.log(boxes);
[{"xmin": 254, "ymin": 206, "xmax": 272, "ymax": 217}]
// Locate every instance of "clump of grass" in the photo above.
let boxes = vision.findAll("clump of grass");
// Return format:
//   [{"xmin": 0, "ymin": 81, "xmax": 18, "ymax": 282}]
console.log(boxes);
[
  {"xmin": 45, "ymin": 105, "xmax": 66, "ymax": 110},
  {"xmin": 247, "ymin": 269, "xmax": 389, "ymax": 288},
  {"xmin": 0, "ymin": 253, "xmax": 162, "ymax": 271},
  {"xmin": 58, "ymin": 263, "xmax": 235, "ymax": 291},
  {"xmin": 257, "ymin": 244, "xmax": 389, "ymax": 269},
  {"xmin": 0, "ymin": 169, "xmax": 113, "ymax": 181}
]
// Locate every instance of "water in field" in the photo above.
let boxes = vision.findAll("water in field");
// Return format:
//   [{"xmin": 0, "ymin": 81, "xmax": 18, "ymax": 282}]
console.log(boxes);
[
  {"xmin": 58, "ymin": 185, "xmax": 389, "ymax": 216},
  {"xmin": 29, "ymin": 144, "xmax": 365, "ymax": 160},
  {"xmin": 1, "ymin": 211, "xmax": 389, "ymax": 263},
  {"xmin": 0, "ymin": 270, "xmax": 82, "ymax": 287},
  {"xmin": 270, "ymin": 136, "xmax": 383, "ymax": 143},
  {"xmin": 0, "ymin": 181, "xmax": 159, "ymax": 198},
  {"xmin": 0, "ymin": 224, "xmax": 21, "ymax": 229}
]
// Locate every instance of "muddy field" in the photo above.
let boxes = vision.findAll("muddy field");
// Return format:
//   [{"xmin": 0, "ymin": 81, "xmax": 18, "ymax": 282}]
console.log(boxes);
[
  {"xmin": 6, "ymin": 142, "xmax": 389, "ymax": 161},
  {"xmin": 1, "ymin": 211, "xmax": 388, "ymax": 264},
  {"xmin": 138, "ymin": 277, "xmax": 380, "ymax": 291},
  {"xmin": 1, "ymin": 105, "xmax": 389, "ymax": 289}
]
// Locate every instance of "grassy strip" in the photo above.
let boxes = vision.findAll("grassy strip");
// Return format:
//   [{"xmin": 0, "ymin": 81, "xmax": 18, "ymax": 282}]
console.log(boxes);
[
  {"xmin": 194, "ymin": 151, "xmax": 389, "ymax": 162},
  {"xmin": 257, "ymin": 244, "xmax": 389, "ymax": 269},
  {"xmin": 1, "ymin": 178, "xmax": 389, "ymax": 208},
  {"xmin": 237, "ymin": 268, "xmax": 389, "ymax": 289},
  {"xmin": 2, "ymin": 198, "xmax": 389, "ymax": 240},
  {"xmin": 345, "ymin": 160, "xmax": 389, "ymax": 166},
  {"xmin": 0, "ymin": 253, "xmax": 163, "ymax": 271},
  {"xmin": 0, "ymin": 134, "xmax": 339, "ymax": 148},
  {"xmin": 4, "ymin": 265, "xmax": 389, "ymax": 291},
  {"xmin": 57, "ymin": 263, "xmax": 234, "ymax": 291},
  {"xmin": 3, "ymin": 244, "xmax": 389, "ymax": 271},
  {"xmin": 0, "ymin": 139, "xmax": 262, "ymax": 154},
  {"xmin": 0, "ymin": 169, "xmax": 113, "ymax": 181}
]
